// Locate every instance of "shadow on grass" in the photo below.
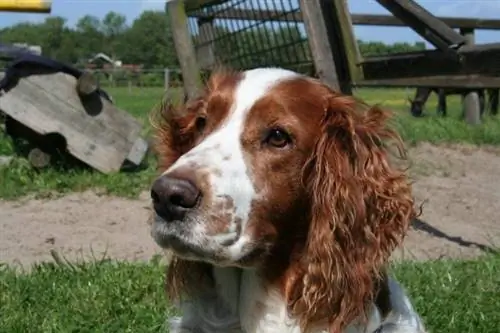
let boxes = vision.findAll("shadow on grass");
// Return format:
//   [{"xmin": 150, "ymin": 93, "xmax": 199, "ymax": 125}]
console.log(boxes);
[{"xmin": 411, "ymin": 218, "xmax": 498, "ymax": 254}]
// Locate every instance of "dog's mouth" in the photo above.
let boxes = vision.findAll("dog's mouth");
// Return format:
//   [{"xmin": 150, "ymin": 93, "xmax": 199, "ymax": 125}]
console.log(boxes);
[{"xmin": 151, "ymin": 215, "xmax": 270, "ymax": 267}]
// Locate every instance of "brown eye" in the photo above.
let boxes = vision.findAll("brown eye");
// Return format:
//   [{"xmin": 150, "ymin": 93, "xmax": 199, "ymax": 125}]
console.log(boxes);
[
  {"xmin": 195, "ymin": 116, "xmax": 206, "ymax": 132},
  {"xmin": 265, "ymin": 128, "xmax": 292, "ymax": 148}
]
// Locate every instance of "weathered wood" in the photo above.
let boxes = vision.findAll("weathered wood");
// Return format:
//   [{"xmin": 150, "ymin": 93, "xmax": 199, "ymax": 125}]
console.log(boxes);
[
  {"xmin": 196, "ymin": 17, "xmax": 216, "ymax": 69},
  {"xmin": 28, "ymin": 147, "xmax": 51, "ymax": 168},
  {"xmin": 0, "ymin": 68, "xmax": 148, "ymax": 173},
  {"xmin": 0, "ymin": 0, "xmax": 51, "ymax": 13},
  {"xmin": 464, "ymin": 92, "xmax": 481, "ymax": 125},
  {"xmin": 331, "ymin": 0, "xmax": 363, "ymax": 83},
  {"xmin": 356, "ymin": 75, "xmax": 500, "ymax": 89},
  {"xmin": 76, "ymin": 71, "xmax": 98, "ymax": 96},
  {"xmin": 376, "ymin": 0, "xmax": 465, "ymax": 50},
  {"xmin": 188, "ymin": 9, "xmax": 500, "ymax": 31},
  {"xmin": 299, "ymin": 0, "xmax": 349, "ymax": 93},
  {"xmin": 167, "ymin": 0, "xmax": 203, "ymax": 100},
  {"xmin": 362, "ymin": 42, "xmax": 500, "ymax": 80},
  {"xmin": 126, "ymin": 137, "xmax": 149, "ymax": 166},
  {"xmin": 352, "ymin": 14, "xmax": 500, "ymax": 30}
]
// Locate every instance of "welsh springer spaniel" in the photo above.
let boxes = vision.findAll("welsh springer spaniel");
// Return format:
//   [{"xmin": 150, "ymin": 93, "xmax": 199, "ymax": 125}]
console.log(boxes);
[{"xmin": 150, "ymin": 68, "xmax": 426, "ymax": 333}]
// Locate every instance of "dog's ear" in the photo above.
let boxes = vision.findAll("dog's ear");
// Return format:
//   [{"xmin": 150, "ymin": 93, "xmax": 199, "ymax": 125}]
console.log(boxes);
[
  {"xmin": 150, "ymin": 92, "xmax": 205, "ymax": 172},
  {"xmin": 287, "ymin": 89, "xmax": 416, "ymax": 332}
]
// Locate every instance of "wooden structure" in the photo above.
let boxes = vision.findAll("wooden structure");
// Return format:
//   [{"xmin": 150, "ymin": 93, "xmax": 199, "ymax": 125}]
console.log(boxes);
[
  {"xmin": 168, "ymin": 0, "xmax": 500, "ymax": 124},
  {"xmin": 0, "ymin": 65, "xmax": 149, "ymax": 173},
  {"xmin": 0, "ymin": 0, "xmax": 51, "ymax": 13}
]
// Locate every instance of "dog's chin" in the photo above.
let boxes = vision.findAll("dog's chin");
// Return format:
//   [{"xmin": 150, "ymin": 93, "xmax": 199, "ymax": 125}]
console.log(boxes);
[{"xmin": 151, "ymin": 217, "xmax": 270, "ymax": 267}]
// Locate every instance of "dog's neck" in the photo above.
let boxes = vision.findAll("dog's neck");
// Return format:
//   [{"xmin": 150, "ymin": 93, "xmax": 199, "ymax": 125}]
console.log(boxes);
[
  {"xmin": 169, "ymin": 266, "xmax": 380, "ymax": 333},
  {"xmin": 170, "ymin": 266, "xmax": 307, "ymax": 333},
  {"xmin": 169, "ymin": 265, "xmax": 425, "ymax": 333}
]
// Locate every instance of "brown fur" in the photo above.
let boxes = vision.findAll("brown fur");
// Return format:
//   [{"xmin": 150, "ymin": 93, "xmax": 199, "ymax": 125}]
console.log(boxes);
[{"xmin": 151, "ymin": 69, "xmax": 416, "ymax": 332}]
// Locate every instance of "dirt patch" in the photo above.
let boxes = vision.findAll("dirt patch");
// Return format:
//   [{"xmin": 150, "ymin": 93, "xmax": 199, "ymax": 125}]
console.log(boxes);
[{"xmin": 1, "ymin": 143, "xmax": 499, "ymax": 267}]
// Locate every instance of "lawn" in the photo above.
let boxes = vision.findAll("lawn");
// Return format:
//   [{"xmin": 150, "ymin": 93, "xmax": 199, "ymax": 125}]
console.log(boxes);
[
  {"xmin": 1, "ymin": 86, "xmax": 500, "ymax": 200},
  {"xmin": 1, "ymin": 86, "xmax": 499, "ymax": 332},
  {"xmin": 1, "ymin": 253, "xmax": 498, "ymax": 333}
]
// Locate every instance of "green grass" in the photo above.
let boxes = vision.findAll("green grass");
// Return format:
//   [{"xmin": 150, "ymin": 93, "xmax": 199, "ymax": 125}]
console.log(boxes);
[
  {"xmin": 0, "ymin": 253, "xmax": 498, "ymax": 333},
  {"xmin": 1, "ymin": 86, "xmax": 500, "ymax": 200}
]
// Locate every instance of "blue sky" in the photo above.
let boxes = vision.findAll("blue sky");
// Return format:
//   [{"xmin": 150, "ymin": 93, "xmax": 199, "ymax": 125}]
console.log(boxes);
[{"xmin": 0, "ymin": 0, "xmax": 499, "ymax": 45}]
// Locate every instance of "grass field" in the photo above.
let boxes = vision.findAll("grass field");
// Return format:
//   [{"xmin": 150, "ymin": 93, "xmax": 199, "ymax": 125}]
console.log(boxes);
[
  {"xmin": 1, "ymin": 86, "xmax": 500, "ymax": 200},
  {"xmin": 1, "ymin": 253, "xmax": 498, "ymax": 333},
  {"xmin": 1, "ymin": 86, "xmax": 499, "ymax": 332}
]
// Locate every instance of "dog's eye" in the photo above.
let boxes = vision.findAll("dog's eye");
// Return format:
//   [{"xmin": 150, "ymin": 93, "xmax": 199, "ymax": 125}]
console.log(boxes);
[
  {"xmin": 265, "ymin": 128, "xmax": 292, "ymax": 148},
  {"xmin": 195, "ymin": 116, "xmax": 207, "ymax": 132}
]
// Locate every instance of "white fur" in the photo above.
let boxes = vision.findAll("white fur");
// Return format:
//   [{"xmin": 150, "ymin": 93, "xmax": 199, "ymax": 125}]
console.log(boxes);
[
  {"xmin": 156, "ymin": 67, "xmax": 426, "ymax": 333},
  {"xmin": 169, "ymin": 267, "xmax": 426, "ymax": 333},
  {"xmin": 157, "ymin": 68, "xmax": 300, "ymax": 262}
]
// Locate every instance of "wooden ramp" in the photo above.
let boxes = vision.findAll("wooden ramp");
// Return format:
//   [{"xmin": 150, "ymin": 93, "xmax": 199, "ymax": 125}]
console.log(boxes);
[{"xmin": 0, "ymin": 66, "xmax": 149, "ymax": 173}]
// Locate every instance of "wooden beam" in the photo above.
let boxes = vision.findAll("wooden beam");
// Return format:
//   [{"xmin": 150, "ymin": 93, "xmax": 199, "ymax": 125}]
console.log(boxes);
[
  {"xmin": 361, "ymin": 43, "xmax": 500, "ymax": 80},
  {"xmin": 299, "ymin": 0, "xmax": 352, "ymax": 94},
  {"xmin": 187, "ymin": 9, "xmax": 500, "ymax": 31},
  {"xmin": 352, "ymin": 14, "xmax": 500, "ymax": 30},
  {"xmin": 167, "ymin": 0, "xmax": 203, "ymax": 100},
  {"xmin": 0, "ymin": 0, "xmax": 51, "ymax": 13},
  {"xmin": 331, "ymin": 0, "xmax": 363, "ymax": 83},
  {"xmin": 356, "ymin": 75, "xmax": 500, "ymax": 89},
  {"xmin": 376, "ymin": 0, "xmax": 465, "ymax": 51}
]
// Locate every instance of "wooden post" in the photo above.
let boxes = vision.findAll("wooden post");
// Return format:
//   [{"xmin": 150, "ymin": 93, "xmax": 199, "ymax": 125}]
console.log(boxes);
[
  {"xmin": 299, "ymin": 0, "xmax": 354, "ymax": 94},
  {"xmin": 197, "ymin": 17, "xmax": 216, "ymax": 69},
  {"xmin": 166, "ymin": 0, "xmax": 202, "ymax": 100},
  {"xmin": 76, "ymin": 71, "xmax": 98, "ymax": 96},
  {"xmin": 0, "ymin": 0, "xmax": 51, "ymax": 12},
  {"xmin": 460, "ymin": 28, "xmax": 481, "ymax": 125},
  {"xmin": 332, "ymin": 0, "xmax": 363, "ymax": 83}
]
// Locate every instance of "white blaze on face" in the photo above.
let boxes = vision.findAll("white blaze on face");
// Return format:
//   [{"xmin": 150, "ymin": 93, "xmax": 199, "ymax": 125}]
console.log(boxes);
[{"xmin": 165, "ymin": 68, "xmax": 300, "ymax": 240}]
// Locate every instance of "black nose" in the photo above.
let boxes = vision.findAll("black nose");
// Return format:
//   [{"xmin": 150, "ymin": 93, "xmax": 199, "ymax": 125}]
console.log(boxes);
[{"xmin": 151, "ymin": 175, "xmax": 201, "ymax": 221}]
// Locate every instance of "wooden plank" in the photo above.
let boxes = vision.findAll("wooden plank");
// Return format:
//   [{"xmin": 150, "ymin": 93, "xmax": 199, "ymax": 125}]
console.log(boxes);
[
  {"xmin": 361, "ymin": 43, "xmax": 500, "ymax": 79},
  {"xmin": 352, "ymin": 14, "xmax": 500, "ymax": 30},
  {"xmin": 356, "ymin": 75, "xmax": 500, "ymax": 89},
  {"xmin": 332, "ymin": 0, "xmax": 363, "ymax": 83},
  {"xmin": 126, "ymin": 137, "xmax": 149, "ymax": 166},
  {"xmin": 299, "ymin": 0, "xmax": 350, "ymax": 93},
  {"xmin": 376, "ymin": 0, "xmax": 466, "ymax": 50},
  {"xmin": 0, "ymin": 69, "xmax": 145, "ymax": 173},
  {"xmin": 167, "ymin": 0, "xmax": 203, "ymax": 100},
  {"xmin": 188, "ymin": 9, "xmax": 500, "ymax": 31}
]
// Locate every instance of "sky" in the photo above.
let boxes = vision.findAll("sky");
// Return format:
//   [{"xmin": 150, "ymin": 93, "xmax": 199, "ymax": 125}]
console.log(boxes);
[{"xmin": 0, "ymin": 0, "xmax": 499, "ymax": 45}]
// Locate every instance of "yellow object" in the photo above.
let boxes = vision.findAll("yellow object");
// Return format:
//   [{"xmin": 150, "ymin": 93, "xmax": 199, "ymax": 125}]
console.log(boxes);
[{"xmin": 0, "ymin": 0, "xmax": 52, "ymax": 13}]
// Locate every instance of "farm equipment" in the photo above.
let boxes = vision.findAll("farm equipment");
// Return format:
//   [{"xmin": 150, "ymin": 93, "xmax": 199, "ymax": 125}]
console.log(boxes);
[{"xmin": 0, "ymin": 45, "xmax": 149, "ymax": 173}]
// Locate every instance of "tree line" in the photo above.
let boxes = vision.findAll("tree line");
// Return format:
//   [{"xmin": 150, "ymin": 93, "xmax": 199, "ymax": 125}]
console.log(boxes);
[{"xmin": 0, "ymin": 10, "xmax": 426, "ymax": 82}]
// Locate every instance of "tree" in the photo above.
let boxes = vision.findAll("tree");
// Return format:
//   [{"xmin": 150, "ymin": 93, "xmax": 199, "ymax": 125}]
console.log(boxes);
[
  {"xmin": 100, "ymin": 11, "xmax": 128, "ymax": 59},
  {"xmin": 121, "ymin": 10, "xmax": 178, "ymax": 68},
  {"xmin": 75, "ymin": 15, "xmax": 103, "ymax": 59}
]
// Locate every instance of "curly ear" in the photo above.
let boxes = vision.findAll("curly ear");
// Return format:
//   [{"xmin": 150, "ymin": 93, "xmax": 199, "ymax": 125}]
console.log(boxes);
[
  {"xmin": 288, "ymin": 93, "xmax": 416, "ymax": 332},
  {"xmin": 150, "ymin": 94, "xmax": 205, "ymax": 172}
]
